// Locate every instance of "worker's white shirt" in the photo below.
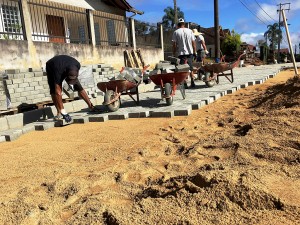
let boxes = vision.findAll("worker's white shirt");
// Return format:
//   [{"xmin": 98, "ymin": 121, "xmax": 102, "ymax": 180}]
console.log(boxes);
[
  {"xmin": 172, "ymin": 28, "xmax": 195, "ymax": 55},
  {"xmin": 196, "ymin": 34, "xmax": 205, "ymax": 51}
]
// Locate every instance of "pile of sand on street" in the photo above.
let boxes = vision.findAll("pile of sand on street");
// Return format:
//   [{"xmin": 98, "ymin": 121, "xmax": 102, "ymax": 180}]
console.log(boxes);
[{"xmin": 0, "ymin": 70, "xmax": 299, "ymax": 225}]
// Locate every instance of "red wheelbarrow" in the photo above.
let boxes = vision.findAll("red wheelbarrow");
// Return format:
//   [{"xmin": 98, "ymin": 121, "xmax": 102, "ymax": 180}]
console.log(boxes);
[
  {"xmin": 97, "ymin": 66, "xmax": 149, "ymax": 112},
  {"xmin": 97, "ymin": 80, "xmax": 138, "ymax": 112},
  {"xmin": 149, "ymin": 71, "xmax": 189, "ymax": 106}
]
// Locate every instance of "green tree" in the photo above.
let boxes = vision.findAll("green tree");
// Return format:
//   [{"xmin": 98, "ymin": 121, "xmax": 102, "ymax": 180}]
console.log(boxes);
[
  {"xmin": 264, "ymin": 23, "xmax": 282, "ymax": 62},
  {"xmin": 221, "ymin": 30, "xmax": 242, "ymax": 56},
  {"xmin": 162, "ymin": 6, "xmax": 184, "ymax": 29},
  {"xmin": 135, "ymin": 20, "xmax": 150, "ymax": 35}
]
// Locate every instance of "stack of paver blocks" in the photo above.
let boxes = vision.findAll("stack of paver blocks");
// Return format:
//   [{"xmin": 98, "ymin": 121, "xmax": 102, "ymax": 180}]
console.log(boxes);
[
  {"xmin": 0, "ymin": 78, "xmax": 7, "ymax": 111},
  {"xmin": 3, "ymin": 69, "xmax": 52, "ymax": 108},
  {"xmin": 92, "ymin": 64, "xmax": 120, "ymax": 95},
  {"xmin": 149, "ymin": 60, "xmax": 190, "ymax": 76}
]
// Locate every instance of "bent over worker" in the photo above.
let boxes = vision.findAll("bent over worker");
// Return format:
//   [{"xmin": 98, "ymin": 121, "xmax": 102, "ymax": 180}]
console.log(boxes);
[{"xmin": 46, "ymin": 55, "xmax": 96, "ymax": 122}]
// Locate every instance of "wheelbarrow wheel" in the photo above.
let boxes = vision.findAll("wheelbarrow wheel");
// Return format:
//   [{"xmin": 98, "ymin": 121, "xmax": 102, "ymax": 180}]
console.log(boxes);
[
  {"xmin": 165, "ymin": 83, "xmax": 173, "ymax": 106},
  {"xmin": 104, "ymin": 90, "xmax": 120, "ymax": 112},
  {"xmin": 204, "ymin": 72, "xmax": 216, "ymax": 87}
]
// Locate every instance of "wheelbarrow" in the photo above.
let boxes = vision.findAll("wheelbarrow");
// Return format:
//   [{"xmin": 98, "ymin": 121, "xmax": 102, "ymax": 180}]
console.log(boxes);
[
  {"xmin": 197, "ymin": 52, "xmax": 246, "ymax": 87},
  {"xmin": 149, "ymin": 71, "xmax": 189, "ymax": 106},
  {"xmin": 97, "ymin": 80, "xmax": 138, "ymax": 112},
  {"xmin": 97, "ymin": 66, "xmax": 149, "ymax": 112}
]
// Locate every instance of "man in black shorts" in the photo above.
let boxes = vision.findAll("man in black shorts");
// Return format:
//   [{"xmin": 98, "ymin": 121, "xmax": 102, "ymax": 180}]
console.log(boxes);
[{"xmin": 46, "ymin": 55, "xmax": 97, "ymax": 122}]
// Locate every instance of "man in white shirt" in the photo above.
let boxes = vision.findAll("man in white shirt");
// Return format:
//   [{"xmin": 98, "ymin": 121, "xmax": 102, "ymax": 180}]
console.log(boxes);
[
  {"xmin": 192, "ymin": 29, "xmax": 209, "ymax": 65},
  {"xmin": 172, "ymin": 18, "xmax": 197, "ymax": 88}
]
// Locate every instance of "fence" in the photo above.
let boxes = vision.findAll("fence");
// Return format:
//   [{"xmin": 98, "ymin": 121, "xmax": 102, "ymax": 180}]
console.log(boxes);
[
  {"xmin": 163, "ymin": 27, "xmax": 175, "ymax": 60},
  {"xmin": 27, "ymin": 0, "xmax": 90, "ymax": 44},
  {"xmin": 0, "ymin": 0, "xmax": 162, "ymax": 50},
  {"xmin": 135, "ymin": 20, "xmax": 160, "ymax": 48},
  {"xmin": 0, "ymin": 0, "xmax": 25, "ymax": 40},
  {"xmin": 93, "ymin": 11, "xmax": 130, "ymax": 47}
]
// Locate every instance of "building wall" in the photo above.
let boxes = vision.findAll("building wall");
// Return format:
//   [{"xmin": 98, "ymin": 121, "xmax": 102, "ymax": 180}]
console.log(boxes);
[{"xmin": 0, "ymin": 40, "xmax": 163, "ymax": 73}]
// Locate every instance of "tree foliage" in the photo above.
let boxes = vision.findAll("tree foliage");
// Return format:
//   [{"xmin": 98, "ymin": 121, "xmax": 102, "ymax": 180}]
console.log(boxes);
[
  {"xmin": 135, "ymin": 20, "xmax": 157, "ymax": 36},
  {"xmin": 264, "ymin": 23, "xmax": 282, "ymax": 52},
  {"xmin": 221, "ymin": 30, "xmax": 242, "ymax": 56},
  {"xmin": 162, "ymin": 6, "xmax": 184, "ymax": 29}
]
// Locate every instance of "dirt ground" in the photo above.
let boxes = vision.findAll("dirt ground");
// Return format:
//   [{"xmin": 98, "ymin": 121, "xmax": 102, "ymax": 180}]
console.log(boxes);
[{"xmin": 0, "ymin": 70, "xmax": 299, "ymax": 225}]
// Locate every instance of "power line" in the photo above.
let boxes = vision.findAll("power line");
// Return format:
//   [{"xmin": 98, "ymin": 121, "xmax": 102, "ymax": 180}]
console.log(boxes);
[
  {"xmin": 238, "ymin": 0, "xmax": 268, "ymax": 25},
  {"xmin": 254, "ymin": 0, "xmax": 277, "ymax": 22}
]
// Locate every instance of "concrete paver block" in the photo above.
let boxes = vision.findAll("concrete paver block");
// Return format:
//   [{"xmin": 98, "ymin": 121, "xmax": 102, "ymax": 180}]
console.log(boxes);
[
  {"xmin": 73, "ymin": 116, "xmax": 89, "ymax": 124},
  {"xmin": 108, "ymin": 113, "xmax": 129, "ymax": 120},
  {"xmin": 63, "ymin": 102, "xmax": 74, "ymax": 113},
  {"xmin": 6, "ymin": 114, "xmax": 24, "ymax": 129},
  {"xmin": 0, "ymin": 117, "xmax": 9, "ymax": 132},
  {"xmin": 240, "ymin": 83, "xmax": 248, "ymax": 88},
  {"xmin": 34, "ymin": 121, "xmax": 55, "ymax": 130},
  {"xmin": 72, "ymin": 100, "xmax": 87, "ymax": 111},
  {"xmin": 0, "ymin": 136, "xmax": 6, "ymax": 143},
  {"xmin": 174, "ymin": 106, "xmax": 192, "ymax": 116},
  {"xmin": 1, "ymin": 129, "xmax": 22, "ymax": 141},
  {"xmin": 248, "ymin": 81, "xmax": 255, "ymax": 86},
  {"xmin": 88, "ymin": 115, "xmax": 108, "ymax": 122},
  {"xmin": 22, "ymin": 124, "xmax": 35, "ymax": 134},
  {"xmin": 128, "ymin": 111, "xmax": 150, "ymax": 118},
  {"xmin": 54, "ymin": 120, "xmax": 73, "ymax": 127},
  {"xmin": 150, "ymin": 111, "xmax": 174, "ymax": 118}
]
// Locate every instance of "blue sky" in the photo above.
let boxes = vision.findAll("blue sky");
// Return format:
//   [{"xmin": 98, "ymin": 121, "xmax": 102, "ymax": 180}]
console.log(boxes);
[{"xmin": 127, "ymin": 0, "xmax": 300, "ymax": 49}]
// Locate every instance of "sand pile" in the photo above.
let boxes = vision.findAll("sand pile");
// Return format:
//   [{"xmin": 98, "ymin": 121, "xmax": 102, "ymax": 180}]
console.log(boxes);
[{"xmin": 0, "ymin": 71, "xmax": 299, "ymax": 225}]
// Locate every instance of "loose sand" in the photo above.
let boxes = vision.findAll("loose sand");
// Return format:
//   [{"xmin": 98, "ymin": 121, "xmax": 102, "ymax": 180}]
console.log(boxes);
[{"xmin": 0, "ymin": 70, "xmax": 299, "ymax": 225}]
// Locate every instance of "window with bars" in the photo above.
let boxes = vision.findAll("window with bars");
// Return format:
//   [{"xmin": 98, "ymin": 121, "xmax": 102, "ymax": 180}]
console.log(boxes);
[{"xmin": 1, "ymin": 4, "xmax": 21, "ymax": 33}]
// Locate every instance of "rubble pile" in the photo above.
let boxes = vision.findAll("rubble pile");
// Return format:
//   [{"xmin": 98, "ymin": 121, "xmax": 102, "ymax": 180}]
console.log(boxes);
[{"xmin": 244, "ymin": 57, "xmax": 265, "ymax": 66}]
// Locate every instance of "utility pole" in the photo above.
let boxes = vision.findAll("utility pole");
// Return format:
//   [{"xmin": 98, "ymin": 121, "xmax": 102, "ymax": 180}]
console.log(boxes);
[
  {"xmin": 174, "ymin": 0, "xmax": 178, "ymax": 27},
  {"xmin": 277, "ymin": 3, "xmax": 282, "ymax": 63},
  {"xmin": 214, "ymin": 0, "xmax": 220, "ymax": 61},
  {"xmin": 281, "ymin": 6, "xmax": 298, "ymax": 75},
  {"xmin": 277, "ymin": 3, "xmax": 290, "ymax": 63}
]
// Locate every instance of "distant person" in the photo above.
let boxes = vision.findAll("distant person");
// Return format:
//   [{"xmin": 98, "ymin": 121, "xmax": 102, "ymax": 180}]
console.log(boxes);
[
  {"xmin": 46, "ymin": 55, "xmax": 98, "ymax": 122},
  {"xmin": 192, "ymin": 29, "xmax": 209, "ymax": 65},
  {"xmin": 172, "ymin": 18, "xmax": 197, "ymax": 88}
]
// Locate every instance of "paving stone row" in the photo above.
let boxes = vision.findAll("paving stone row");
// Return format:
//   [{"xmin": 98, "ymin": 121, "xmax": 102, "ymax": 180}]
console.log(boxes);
[{"xmin": 0, "ymin": 63, "xmax": 296, "ymax": 142}]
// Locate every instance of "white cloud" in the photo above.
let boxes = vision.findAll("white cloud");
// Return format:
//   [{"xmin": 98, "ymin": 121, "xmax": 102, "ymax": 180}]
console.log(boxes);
[{"xmin": 241, "ymin": 33, "xmax": 264, "ymax": 45}]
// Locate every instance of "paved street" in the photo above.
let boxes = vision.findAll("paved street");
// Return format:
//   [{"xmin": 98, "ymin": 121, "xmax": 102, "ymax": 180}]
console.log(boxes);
[{"xmin": 1, "ymin": 63, "xmax": 297, "ymax": 142}]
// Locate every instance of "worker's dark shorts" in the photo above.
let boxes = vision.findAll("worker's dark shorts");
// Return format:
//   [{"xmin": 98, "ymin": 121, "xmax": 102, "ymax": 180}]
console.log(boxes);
[
  {"xmin": 178, "ymin": 54, "xmax": 193, "ymax": 71},
  {"xmin": 197, "ymin": 50, "xmax": 206, "ymax": 62}
]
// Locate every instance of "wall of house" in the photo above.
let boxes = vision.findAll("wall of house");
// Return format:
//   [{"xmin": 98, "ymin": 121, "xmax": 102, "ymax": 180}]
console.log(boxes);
[{"xmin": 0, "ymin": 40, "xmax": 163, "ymax": 73}]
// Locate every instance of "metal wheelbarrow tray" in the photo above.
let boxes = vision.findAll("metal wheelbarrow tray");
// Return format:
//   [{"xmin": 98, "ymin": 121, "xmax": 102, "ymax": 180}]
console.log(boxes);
[
  {"xmin": 97, "ymin": 79, "xmax": 139, "ymax": 112},
  {"xmin": 149, "ymin": 71, "xmax": 189, "ymax": 106},
  {"xmin": 198, "ymin": 52, "xmax": 246, "ymax": 87}
]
